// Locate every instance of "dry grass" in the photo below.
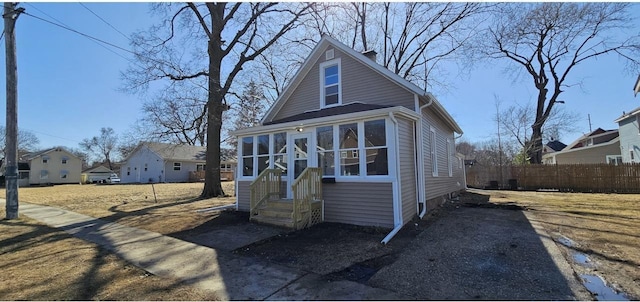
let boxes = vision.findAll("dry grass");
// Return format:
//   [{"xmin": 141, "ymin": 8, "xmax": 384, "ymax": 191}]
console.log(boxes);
[
  {"xmin": 0, "ymin": 182, "xmax": 237, "ymax": 300},
  {"xmin": 0, "ymin": 182, "xmax": 236, "ymax": 235},
  {"xmin": 472, "ymin": 189, "xmax": 640, "ymax": 299},
  {"xmin": 0, "ymin": 216, "xmax": 219, "ymax": 300}
]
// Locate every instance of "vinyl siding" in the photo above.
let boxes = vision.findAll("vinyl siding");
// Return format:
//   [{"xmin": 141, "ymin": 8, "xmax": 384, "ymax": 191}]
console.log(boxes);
[
  {"xmin": 28, "ymin": 150, "xmax": 82, "ymax": 185},
  {"xmin": 323, "ymin": 182, "xmax": 394, "ymax": 228},
  {"xmin": 618, "ymin": 117, "xmax": 640, "ymax": 163},
  {"xmin": 237, "ymin": 181, "xmax": 251, "ymax": 211},
  {"xmin": 398, "ymin": 117, "xmax": 417, "ymax": 224},
  {"xmin": 272, "ymin": 46, "xmax": 415, "ymax": 121},
  {"xmin": 421, "ymin": 107, "xmax": 464, "ymax": 200},
  {"xmin": 552, "ymin": 143, "xmax": 621, "ymax": 164},
  {"xmin": 120, "ymin": 146, "xmax": 164, "ymax": 183},
  {"xmin": 164, "ymin": 161, "xmax": 203, "ymax": 182}
]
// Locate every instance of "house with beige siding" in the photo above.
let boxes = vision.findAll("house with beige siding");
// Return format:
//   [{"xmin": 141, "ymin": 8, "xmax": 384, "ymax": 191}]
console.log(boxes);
[
  {"xmin": 22, "ymin": 147, "xmax": 82, "ymax": 185},
  {"xmin": 232, "ymin": 35, "xmax": 465, "ymax": 243},
  {"xmin": 542, "ymin": 128, "xmax": 621, "ymax": 165}
]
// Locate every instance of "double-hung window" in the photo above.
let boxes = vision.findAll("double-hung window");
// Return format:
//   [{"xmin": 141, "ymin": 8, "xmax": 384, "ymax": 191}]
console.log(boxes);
[
  {"xmin": 320, "ymin": 59, "xmax": 341, "ymax": 107},
  {"xmin": 430, "ymin": 127, "xmax": 438, "ymax": 177},
  {"xmin": 447, "ymin": 139, "xmax": 453, "ymax": 177}
]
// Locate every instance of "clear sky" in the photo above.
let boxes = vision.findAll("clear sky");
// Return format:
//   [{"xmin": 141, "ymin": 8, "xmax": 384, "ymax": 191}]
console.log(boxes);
[{"xmin": 1, "ymin": 3, "xmax": 639, "ymax": 153}]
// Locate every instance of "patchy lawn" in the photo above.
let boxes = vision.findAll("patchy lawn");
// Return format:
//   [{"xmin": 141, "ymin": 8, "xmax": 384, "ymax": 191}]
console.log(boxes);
[
  {"xmin": 0, "ymin": 182, "xmax": 236, "ymax": 300},
  {"xmin": 0, "ymin": 216, "xmax": 219, "ymax": 300},
  {"xmin": 471, "ymin": 189, "xmax": 640, "ymax": 300},
  {"xmin": 0, "ymin": 182, "xmax": 235, "ymax": 234}
]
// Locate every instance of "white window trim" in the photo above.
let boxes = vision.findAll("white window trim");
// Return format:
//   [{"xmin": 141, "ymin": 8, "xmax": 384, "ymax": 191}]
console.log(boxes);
[
  {"xmin": 173, "ymin": 162, "xmax": 182, "ymax": 171},
  {"xmin": 334, "ymin": 118, "xmax": 394, "ymax": 181},
  {"xmin": 447, "ymin": 138, "xmax": 453, "ymax": 177},
  {"xmin": 238, "ymin": 118, "xmax": 396, "ymax": 182},
  {"xmin": 430, "ymin": 126, "xmax": 438, "ymax": 177},
  {"xmin": 319, "ymin": 58, "xmax": 342, "ymax": 109}
]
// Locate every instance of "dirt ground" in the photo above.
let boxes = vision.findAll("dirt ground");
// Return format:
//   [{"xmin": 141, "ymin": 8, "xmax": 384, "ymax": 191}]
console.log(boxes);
[
  {"xmin": 3, "ymin": 183, "xmax": 639, "ymax": 300},
  {"xmin": 474, "ymin": 189, "xmax": 640, "ymax": 300}
]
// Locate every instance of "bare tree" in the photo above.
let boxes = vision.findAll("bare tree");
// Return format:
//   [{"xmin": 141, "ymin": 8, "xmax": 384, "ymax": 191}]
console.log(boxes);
[
  {"xmin": 497, "ymin": 102, "xmax": 579, "ymax": 159},
  {"xmin": 123, "ymin": 3, "xmax": 314, "ymax": 198},
  {"xmin": 0, "ymin": 126, "xmax": 39, "ymax": 159},
  {"xmin": 378, "ymin": 2, "xmax": 486, "ymax": 90},
  {"xmin": 483, "ymin": 3, "xmax": 640, "ymax": 163},
  {"xmin": 79, "ymin": 127, "xmax": 118, "ymax": 170},
  {"xmin": 140, "ymin": 81, "xmax": 208, "ymax": 146}
]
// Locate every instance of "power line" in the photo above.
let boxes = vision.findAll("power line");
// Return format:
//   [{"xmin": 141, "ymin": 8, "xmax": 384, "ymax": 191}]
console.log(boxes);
[
  {"xmin": 78, "ymin": 2, "xmax": 130, "ymax": 41},
  {"xmin": 22, "ymin": 10, "xmax": 167, "ymax": 69},
  {"xmin": 22, "ymin": 3, "xmax": 138, "ymax": 66},
  {"xmin": 23, "ymin": 11, "xmax": 136, "ymax": 55}
]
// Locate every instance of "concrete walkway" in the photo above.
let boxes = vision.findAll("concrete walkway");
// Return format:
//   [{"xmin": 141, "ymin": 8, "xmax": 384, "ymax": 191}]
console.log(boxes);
[{"xmin": 4, "ymin": 201, "xmax": 409, "ymax": 300}]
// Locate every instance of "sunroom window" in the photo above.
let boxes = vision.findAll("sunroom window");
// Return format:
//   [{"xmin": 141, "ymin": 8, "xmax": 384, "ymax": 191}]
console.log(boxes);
[
  {"xmin": 339, "ymin": 123, "xmax": 359, "ymax": 176},
  {"xmin": 364, "ymin": 120, "xmax": 388, "ymax": 175},
  {"xmin": 317, "ymin": 126, "xmax": 335, "ymax": 176},
  {"xmin": 242, "ymin": 137, "xmax": 254, "ymax": 176},
  {"xmin": 257, "ymin": 134, "xmax": 270, "ymax": 175},
  {"xmin": 273, "ymin": 132, "xmax": 288, "ymax": 175}
]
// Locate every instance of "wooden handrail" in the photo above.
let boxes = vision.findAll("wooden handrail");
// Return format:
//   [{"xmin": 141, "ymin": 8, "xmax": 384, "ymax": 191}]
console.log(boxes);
[
  {"xmin": 249, "ymin": 169, "xmax": 282, "ymax": 217},
  {"xmin": 291, "ymin": 167, "xmax": 322, "ymax": 229}
]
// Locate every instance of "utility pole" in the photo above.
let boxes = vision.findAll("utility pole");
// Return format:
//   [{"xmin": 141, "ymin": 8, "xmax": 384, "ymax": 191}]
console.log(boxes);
[
  {"xmin": 4, "ymin": 2, "xmax": 23, "ymax": 220},
  {"xmin": 587, "ymin": 114, "xmax": 593, "ymax": 133}
]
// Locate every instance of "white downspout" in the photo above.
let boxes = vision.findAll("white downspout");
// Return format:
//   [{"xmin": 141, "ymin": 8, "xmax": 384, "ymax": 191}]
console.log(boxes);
[
  {"xmin": 418, "ymin": 95, "xmax": 434, "ymax": 219},
  {"xmin": 382, "ymin": 112, "xmax": 403, "ymax": 244}
]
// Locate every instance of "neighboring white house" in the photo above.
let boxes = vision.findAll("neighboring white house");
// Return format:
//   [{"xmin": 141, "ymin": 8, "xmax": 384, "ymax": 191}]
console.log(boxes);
[
  {"xmin": 120, "ymin": 142, "xmax": 237, "ymax": 183},
  {"xmin": 120, "ymin": 142, "xmax": 205, "ymax": 183},
  {"xmin": 615, "ymin": 107, "xmax": 640, "ymax": 164},
  {"xmin": 21, "ymin": 147, "xmax": 82, "ymax": 185}
]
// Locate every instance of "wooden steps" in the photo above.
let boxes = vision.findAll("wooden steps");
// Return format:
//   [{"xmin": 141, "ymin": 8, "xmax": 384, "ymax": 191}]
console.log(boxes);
[{"xmin": 251, "ymin": 199, "xmax": 295, "ymax": 228}]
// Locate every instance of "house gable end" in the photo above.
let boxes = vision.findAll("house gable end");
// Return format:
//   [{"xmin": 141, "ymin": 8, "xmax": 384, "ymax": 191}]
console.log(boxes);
[{"xmin": 264, "ymin": 36, "xmax": 419, "ymax": 123}]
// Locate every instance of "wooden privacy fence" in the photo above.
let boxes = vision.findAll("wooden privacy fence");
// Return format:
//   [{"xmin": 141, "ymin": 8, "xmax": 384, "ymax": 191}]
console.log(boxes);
[{"xmin": 466, "ymin": 163, "xmax": 640, "ymax": 193}]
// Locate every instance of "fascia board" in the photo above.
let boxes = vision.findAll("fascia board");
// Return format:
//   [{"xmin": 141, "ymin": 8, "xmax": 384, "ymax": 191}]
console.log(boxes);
[{"xmin": 233, "ymin": 106, "xmax": 420, "ymax": 136}]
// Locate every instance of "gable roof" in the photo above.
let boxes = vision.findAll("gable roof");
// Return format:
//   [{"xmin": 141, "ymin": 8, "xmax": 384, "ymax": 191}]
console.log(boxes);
[
  {"xmin": 22, "ymin": 146, "xmax": 78, "ymax": 161},
  {"xmin": 144, "ymin": 142, "xmax": 207, "ymax": 162},
  {"xmin": 545, "ymin": 140, "xmax": 567, "ymax": 152},
  {"xmin": 260, "ymin": 35, "xmax": 462, "ymax": 134},
  {"xmin": 563, "ymin": 128, "xmax": 619, "ymax": 150},
  {"xmin": 634, "ymin": 74, "xmax": 640, "ymax": 97},
  {"xmin": 614, "ymin": 106, "xmax": 640, "ymax": 123},
  {"xmin": 82, "ymin": 165, "xmax": 114, "ymax": 174},
  {"xmin": 127, "ymin": 142, "xmax": 237, "ymax": 163}
]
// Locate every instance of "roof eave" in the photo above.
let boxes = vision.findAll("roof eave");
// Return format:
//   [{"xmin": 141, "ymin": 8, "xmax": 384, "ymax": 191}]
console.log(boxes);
[{"xmin": 232, "ymin": 106, "xmax": 420, "ymax": 136}]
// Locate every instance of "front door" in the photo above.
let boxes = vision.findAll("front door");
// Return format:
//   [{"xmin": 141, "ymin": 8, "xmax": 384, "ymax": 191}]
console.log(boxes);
[{"xmin": 288, "ymin": 132, "xmax": 313, "ymax": 197}]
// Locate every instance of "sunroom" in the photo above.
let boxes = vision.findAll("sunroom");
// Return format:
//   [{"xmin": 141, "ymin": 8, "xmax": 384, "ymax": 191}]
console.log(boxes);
[{"xmin": 232, "ymin": 103, "xmax": 420, "ymax": 232}]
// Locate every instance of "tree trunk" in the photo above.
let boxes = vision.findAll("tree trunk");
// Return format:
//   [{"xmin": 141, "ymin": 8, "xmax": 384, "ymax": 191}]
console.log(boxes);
[
  {"xmin": 201, "ymin": 9, "xmax": 226, "ymax": 198},
  {"xmin": 528, "ymin": 125, "xmax": 543, "ymax": 164}
]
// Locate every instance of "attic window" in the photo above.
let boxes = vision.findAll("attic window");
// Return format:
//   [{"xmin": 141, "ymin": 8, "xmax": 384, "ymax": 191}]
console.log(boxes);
[
  {"xmin": 61, "ymin": 156, "xmax": 68, "ymax": 164},
  {"xmin": 42, "ymin": 155, "xmax": 49, "ymax": 164},
  {"xmin": 325, "ymin": 49, "xmax": 334, "ymax": 60},
  {"xmin": 320, "ymin": 59, "xmax": 341, "ymax": 108}
]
